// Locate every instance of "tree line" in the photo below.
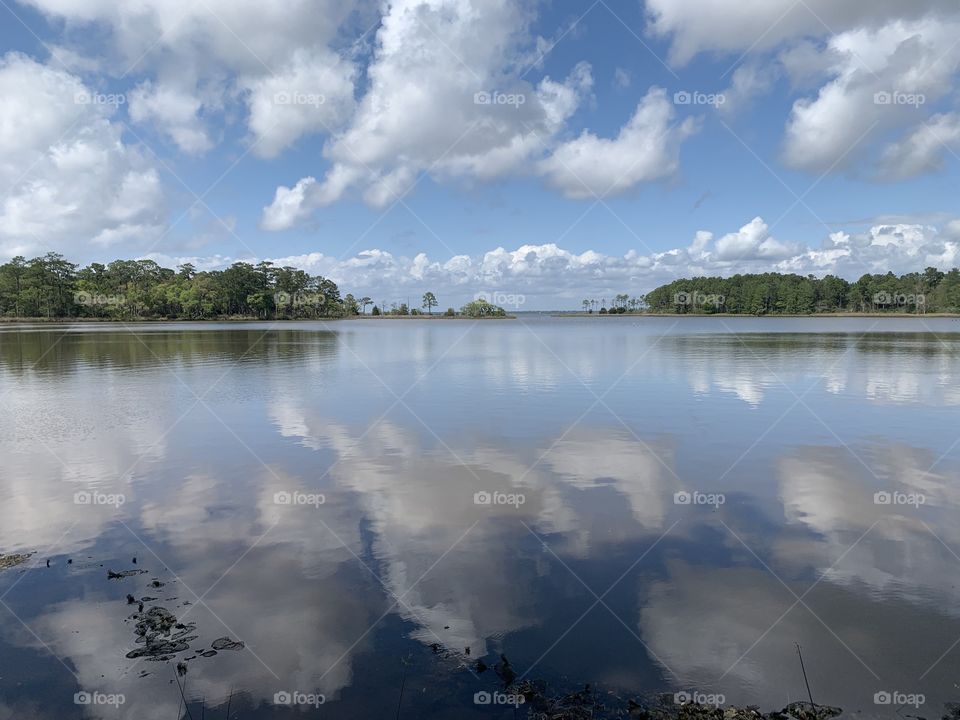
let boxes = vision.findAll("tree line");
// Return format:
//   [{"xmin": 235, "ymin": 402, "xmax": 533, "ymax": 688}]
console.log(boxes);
[
  {"xmin": 0, "ymin": 253, "xmax": 510, "ymax": 319},
  {"xmin": 642, "ymin": 269, "xmax": 960, "ymax": 314}
]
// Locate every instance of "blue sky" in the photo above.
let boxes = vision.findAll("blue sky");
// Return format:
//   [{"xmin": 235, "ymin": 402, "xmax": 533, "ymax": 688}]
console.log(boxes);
[{"xmin": 1, "ymin": 0, "xmax": 959, "ymax": 308}]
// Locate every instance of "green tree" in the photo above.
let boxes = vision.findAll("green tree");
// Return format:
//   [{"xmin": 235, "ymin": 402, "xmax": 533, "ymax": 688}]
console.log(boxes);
[
  {"xmin": 460, "ymin": 299, "xmax": 506, "ymax": 317},
  {"xmin": 422, "ymin": 291, "xmax": 438, "ymax": 315}
]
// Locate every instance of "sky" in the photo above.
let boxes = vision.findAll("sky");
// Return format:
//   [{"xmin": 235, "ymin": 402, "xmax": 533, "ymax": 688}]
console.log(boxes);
[{"xmin": 1, "ymin": 0, "xmax": 959, "ymax": 309}]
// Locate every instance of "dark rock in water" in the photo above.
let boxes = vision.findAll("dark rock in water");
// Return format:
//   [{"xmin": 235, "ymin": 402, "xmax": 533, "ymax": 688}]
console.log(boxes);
[
  {"xmin": 126, "ymin": 594, "xmax": 136, "ymax": 604},
  {"xmin": 201, "ymin": 650, "xmax": 218, "ymax": 658},
  {"xmin": 176, "ymin": 662, "xmax": 187, "ymax": 677},
  {"xmin": 475, "ymin": 659, "xmax": 487, "ymax": 674},
  {"xmin": 494, "ymin": 654, "xmax": 515, "ymax": 686},
  {"xmin": 67, "ymin": 559, "xmax": 73, "ymax": 565},
  {"xmin": 125, "ymin": 606, "xmax": 197, "ymax": 660},
  {"xmin": 46, "ymin": 559, "xmax": 50, "ymax": 567},
  {"xmin": 108, "ymin": 569, "xmax": 146, "ymax": 579},
  {"xmin": 465, "ymin": 646, "xmax": 470, "ymax": 655},
  {"xmin": 132, "ymin": 557, "xmax": 137, "ymax": 564},
  {"xmin": 138, "ymin": 602, "xmax": 144, "ymax": 613},
  {"xmin": 767, "ymin": 703, "xmax": 841, "ymax": 720},
  {"xmin": 150, "ymin": 580, "xmax": 165, "ymax": 588},
  {"xmin": 211, "ymin": 637, "xmax": 244, "ymax": 651}
]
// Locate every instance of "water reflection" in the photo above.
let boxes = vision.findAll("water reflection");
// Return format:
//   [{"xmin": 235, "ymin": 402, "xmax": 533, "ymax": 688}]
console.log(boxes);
[{"xmin": 1, "ymin": 320, "xmax": 959, "ymax": 718}]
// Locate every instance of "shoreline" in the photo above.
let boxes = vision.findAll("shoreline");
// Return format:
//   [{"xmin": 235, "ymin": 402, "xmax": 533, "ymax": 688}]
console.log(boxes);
[
  {"xmin": 1, "ymin": 313, "xmax": 957, "ymax": 325},
  {"xmin": 552, "ymin": 312, "xmax": 960, "ymax": 318},
  {"xmin": 0, "ymin": 315, "xmax": 517, "ymax": 324}
]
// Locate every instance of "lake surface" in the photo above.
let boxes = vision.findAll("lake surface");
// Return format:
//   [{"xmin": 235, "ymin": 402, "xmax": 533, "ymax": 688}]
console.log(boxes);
[{"xmin": 1, "ymin": 317, "xmax": 959, "ymax": 719}]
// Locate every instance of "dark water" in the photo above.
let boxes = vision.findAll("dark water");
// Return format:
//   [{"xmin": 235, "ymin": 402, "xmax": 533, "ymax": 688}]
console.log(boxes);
[{"xmin": 1, "ymin": 317, "xmax": 959, "ymax": 719}]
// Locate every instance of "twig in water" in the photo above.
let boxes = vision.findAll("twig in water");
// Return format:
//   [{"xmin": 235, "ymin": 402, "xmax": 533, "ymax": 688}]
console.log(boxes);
[
  {"xmin": 795, "ymin": 642, "xmax": 815, "ymax": 707},
  {"xmin": 172, "ymin": 665, "xmax": 196, "ymax": 720},
  {"xmin": 396, "ymin": 655, "xmax": 412, "ymax": 720}
]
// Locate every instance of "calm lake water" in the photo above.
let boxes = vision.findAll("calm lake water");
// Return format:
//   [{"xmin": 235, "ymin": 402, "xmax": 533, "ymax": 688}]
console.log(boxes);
[{"xmin": 1, "ymin": 317, "xmax": 959, "ymax": 719}]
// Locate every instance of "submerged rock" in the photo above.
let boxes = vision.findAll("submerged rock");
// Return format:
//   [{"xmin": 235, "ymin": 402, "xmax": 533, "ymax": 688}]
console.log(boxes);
[
  {"xmin": 108, "ymin": 569, "xmax": 146, "ymax": 579},
  {"xmin": 125, "ymin": 606, "xmax": 197, "ymax": 660},
  {"xmin": 210, "ymin": 637, "xmax": 244, "ymax": 651}
]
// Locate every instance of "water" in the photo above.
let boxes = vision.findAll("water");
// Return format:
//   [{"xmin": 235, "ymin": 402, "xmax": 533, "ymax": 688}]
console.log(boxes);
[{"xmin": 0, "ymin": 317, "xmax": 958, "ymax": 718}]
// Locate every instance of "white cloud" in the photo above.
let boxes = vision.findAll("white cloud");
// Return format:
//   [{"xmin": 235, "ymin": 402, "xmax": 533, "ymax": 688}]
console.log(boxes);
[
  {"xmin": 714, "ymin": 217, "xmax": 798, "ymax": 260},
  {"xmin": 128, "ymin": 81, "xmax": 213, "ymax": 154},
  {"xmin": 260, "ymin": 177, "xmax": 318, "ymax": 231},
  {"xmin": 258, "ymin": 2, "xmax": 698, "ymax": 228},
  {"xmin": 0, "ymin": 53, "xmax": 164, "ymax": 259},
  {"xmin": 243, "ymin": 48, "xmax": 357, "ymax": 158},
  {"xmin": 775, "ymin": 16, "xmax": 960, "ymax": 176},
  {"xmin": 148, "ymin": 215, "xmax": 960, "ymax": 309},
  {"xmin": 878, "ymin": 112, "xmax": 960, "ymax": 180},
  {"xmin": 20, "ymin": 0, "xmax": 365, "ymax": 159},
  {"xmin": 645, "ymin": 0, "xmax": 957, "ymax": 66},
  {"xmin": 539, "ymin": 87, "xmax": 699, "ymax": 199}
]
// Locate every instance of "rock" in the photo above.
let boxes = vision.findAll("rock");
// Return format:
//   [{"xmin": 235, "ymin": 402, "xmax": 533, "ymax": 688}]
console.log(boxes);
[
  {"xmin": 125, "ymin": 606, "xmax": 197, "ymax": 660},
  {"xmin": 494, "ymin": 654, "xmax": 515, "ymax": 686},
  {"xmin": 210, "ymin": 637, "xmax": 244, "ymax": 651},
  {"xmin": 107, "ymin": 569, "xmax": 146, "ymax": 579}
]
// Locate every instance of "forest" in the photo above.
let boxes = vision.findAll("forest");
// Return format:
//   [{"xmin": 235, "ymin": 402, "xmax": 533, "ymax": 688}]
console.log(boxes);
[
  {"xmin": 641, "ymin": 268, "xmax": 960, "ymax": 315},
  {"xmin": 3, "ymin": 253, "xmax": 960, "ymax": 318},
  {"xmin": 0, "ymin": 253, "xmax": 351, "ymax": 319}
]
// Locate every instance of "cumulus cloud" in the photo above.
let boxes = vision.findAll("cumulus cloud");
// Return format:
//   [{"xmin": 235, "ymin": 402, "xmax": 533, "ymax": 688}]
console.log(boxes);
[
  {"xmin": 146, "ymin": 215, "xmax": 960, "ymax": 309},
  {"xmin": 0, "ymin": 53, "xmax": 164, "ymax": 259},
  {"xmin": 782, "ymin": 17, "xmax": 960, "ymax": 175},
  {"xmin": 128, "ymin": 81, "xmax": 213, "ymax": 154},
  {"xmin": 714, "ymin": 217, "xmax": 798, "ymax": 260},
  {"xmin": 243, "ymin": 48, "xmax": 358, "ymax": 158},
  {"xmin": 259, "ymin": 1, "xmax": 701, "ymax": 228},
  {"xmin": 20, "ymin": 0, "xmax": 365, "ymax": 158},
  {"xmin": 878, "ymin": 113, "xmax": 960, "ymax": 180},
  {"xmin": 645, "ymin": 0, "xmax": 958, "ymax": 66},
  {"xmin": 539, "ymin": 87, "xmax": 698, "ymax": 199}
]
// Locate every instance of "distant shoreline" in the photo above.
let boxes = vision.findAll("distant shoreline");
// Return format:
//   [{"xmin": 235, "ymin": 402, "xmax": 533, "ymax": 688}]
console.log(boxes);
[
  {"xmin": 0, "ymin": 314, "xmax": 518, "ymax": 324},
  {"xmin": 2, "ymin": 312, "xmax": 958, "ymax": 324},
  {"xmin": 552, "ymin": 312, "xmax": 960, "ymax": 318}
]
